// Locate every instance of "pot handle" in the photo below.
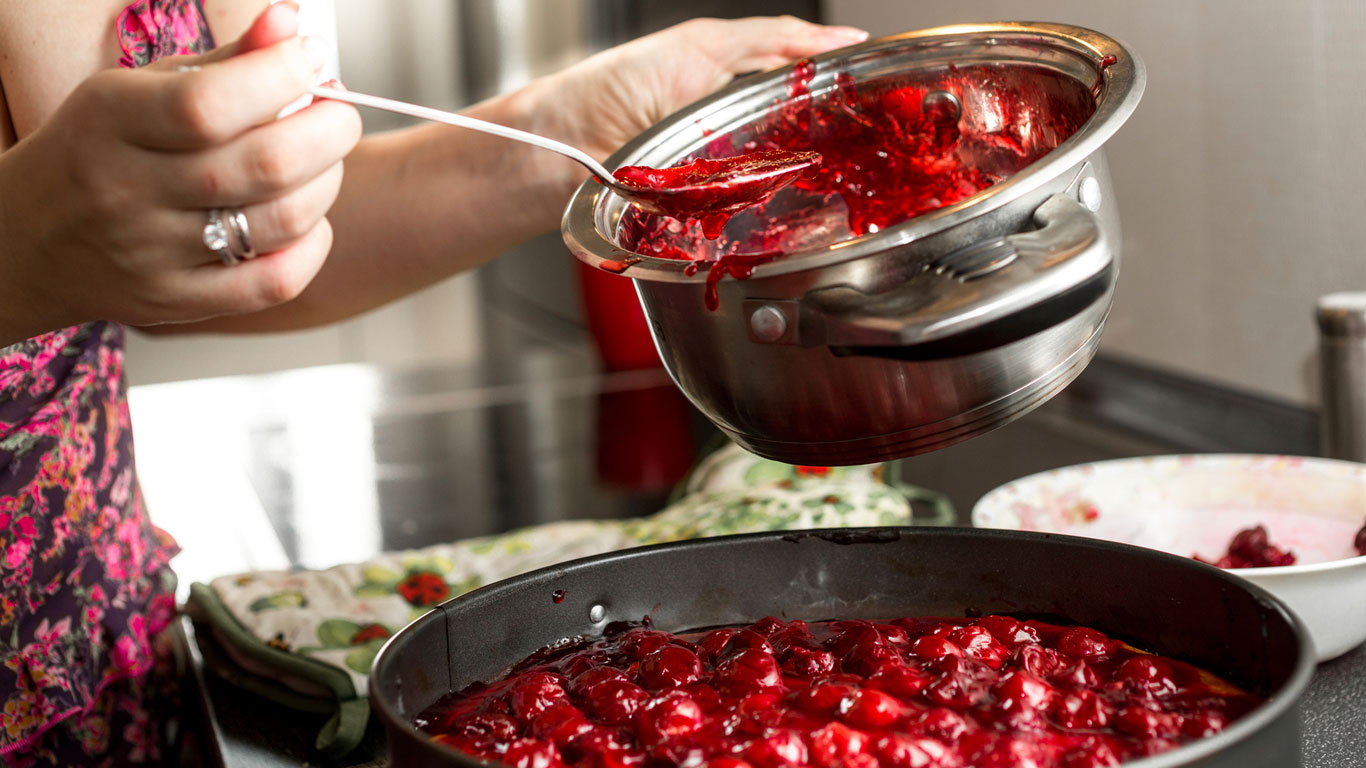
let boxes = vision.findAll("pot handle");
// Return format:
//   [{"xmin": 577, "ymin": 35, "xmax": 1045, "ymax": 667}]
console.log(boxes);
[{"xmin": 774, "ymin": 193, "xmax": 1112, "ymax": 359}]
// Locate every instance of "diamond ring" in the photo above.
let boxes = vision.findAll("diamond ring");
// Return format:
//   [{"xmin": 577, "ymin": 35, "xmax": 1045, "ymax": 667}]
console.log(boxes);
[{"xmin": 203, "ymin": 209, "xmax": 238, "ymax": 266}]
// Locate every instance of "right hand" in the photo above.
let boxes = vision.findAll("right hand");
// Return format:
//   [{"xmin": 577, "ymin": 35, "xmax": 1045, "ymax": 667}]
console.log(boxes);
[{"xmin": 0, "ymin": 2, "xmax": 361, "ymax": 339}]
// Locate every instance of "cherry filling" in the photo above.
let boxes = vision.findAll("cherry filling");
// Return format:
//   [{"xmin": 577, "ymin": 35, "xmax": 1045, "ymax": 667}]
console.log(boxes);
[
  {"xmin": 416, "ymin": 616, "xmax": 1261, "ymax": 768},
  {"xmin": 610, "ymin": 60, "xmax": 1096, "ymax": 309},
  {"xmin": 1195, "ymin": 525, "xmax": 1297, "ymax": 569},
  {"xmin": 612, "ymin": 150, "xmax": 824, "ymax": 240}
]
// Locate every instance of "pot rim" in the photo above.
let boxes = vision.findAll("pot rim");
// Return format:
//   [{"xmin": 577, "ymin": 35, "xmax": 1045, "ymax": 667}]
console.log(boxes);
[
  {"xmin": 371, "ymin": 527, "xmax": 1314, "ymax": 768},
  {"xmin": 561, "ymin": 21, "xmax": 1146, "ymax": 284}
]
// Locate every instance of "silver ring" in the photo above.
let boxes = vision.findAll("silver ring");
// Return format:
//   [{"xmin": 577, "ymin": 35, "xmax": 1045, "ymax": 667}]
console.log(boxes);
[
  {"xmin": 203, "ymin": 209, "xmax": 238, "ymax": 266},
  {"xmin": 226, "ymin": 209, "xmax": 256, "ymax": 260}
]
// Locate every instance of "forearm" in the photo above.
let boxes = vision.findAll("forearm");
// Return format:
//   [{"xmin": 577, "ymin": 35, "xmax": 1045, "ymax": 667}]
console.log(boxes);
[{"xmin": 151, "ymin": 78, "xmax": 588, "ymax": 334}]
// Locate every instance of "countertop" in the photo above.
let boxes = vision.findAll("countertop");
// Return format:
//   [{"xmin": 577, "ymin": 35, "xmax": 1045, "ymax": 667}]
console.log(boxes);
[{"xmin": 129, "ymin": 352, "xmax": 1364, "ymax": 767}]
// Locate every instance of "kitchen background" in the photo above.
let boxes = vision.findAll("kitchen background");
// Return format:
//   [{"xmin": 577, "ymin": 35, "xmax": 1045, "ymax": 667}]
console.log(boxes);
[{"xmin": 125, "ymin": 0, "xmax": 1366, "ymax": 409}]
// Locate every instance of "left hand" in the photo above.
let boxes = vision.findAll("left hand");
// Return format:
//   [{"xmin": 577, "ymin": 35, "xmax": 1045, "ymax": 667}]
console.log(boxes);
[{"xmin": 528, "ymin": 16, "xmax": 868, "ymax": 171}]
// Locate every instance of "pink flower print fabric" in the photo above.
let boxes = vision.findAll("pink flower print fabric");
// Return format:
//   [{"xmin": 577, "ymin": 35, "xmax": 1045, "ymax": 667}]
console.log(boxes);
[
  {"xmin": 1, "ymin": 1, "xmax": 214, "ymax": 761},
  {"xmin": 116, "ymin": 0, "xmax": 215, "ymax": 69}
]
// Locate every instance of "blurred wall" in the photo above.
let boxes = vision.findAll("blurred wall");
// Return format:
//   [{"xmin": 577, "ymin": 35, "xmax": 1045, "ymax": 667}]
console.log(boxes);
[{"xmin": 826, "ymin": 0, "xmax": 1366, "ymax": 406}]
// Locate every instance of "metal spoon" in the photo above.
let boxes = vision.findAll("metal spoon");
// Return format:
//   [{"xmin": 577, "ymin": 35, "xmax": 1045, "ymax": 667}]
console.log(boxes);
[{"xmin": 309, "ymin": 86, "xmax": 818, "ymax": 217}]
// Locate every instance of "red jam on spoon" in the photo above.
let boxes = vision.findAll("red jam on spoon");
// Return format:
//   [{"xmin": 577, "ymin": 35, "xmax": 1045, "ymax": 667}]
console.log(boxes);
[
  {"xmin": 416, "ymin": 614, "xmax": 1261, "ymax": 768},
  {"xmin": 612, "ymin": 150, "xmax": 824, "ymax": 240}
]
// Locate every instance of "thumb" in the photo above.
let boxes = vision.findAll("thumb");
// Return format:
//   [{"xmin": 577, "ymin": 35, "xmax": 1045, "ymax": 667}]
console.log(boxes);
[{"xmin": 154, "ymin": 0, "xmax": 302, "ymax": 70}]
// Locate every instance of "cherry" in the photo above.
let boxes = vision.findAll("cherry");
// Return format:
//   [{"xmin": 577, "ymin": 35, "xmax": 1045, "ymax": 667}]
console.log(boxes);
[
  {"xmin": 1051, "ymin": 691, "xmax": 1109, "ymax": 731},
  {"xmin": 1053, "ymin": 660, "xmax": 1099, "ymax": 690},
  {"xmin": 1015, "ymin": 646, "xmax": 1067, "ymax": 679},
  {"xmin": 448, "ymin": 712, "xmax": 519, "ymax": 744},
  {"xmin": 1062, "ymin": 741, "xmax": 1121, "ymax": 768},
  {"xmin": 924, "ymin": 657, "xmax": 994, "ymax": 709},
  {"xmin": 742, "ymin": 730, "xmax": 807, "ymax": 768},
  {"xmin": 699, "ymin": 628, "xmax": 740, "ymax": 660},
  {"xmin": 1115, "ymin": 707, "xmax": 1181, "ymax": 739},
  {"xmin": 639, "ymin": 645, "xmax": 703, "ymax": 690},
  {"xmin": 782, "ymin": 646, "xmax": 836, "ymax": 677},
  {"xmin": 1056, "ymin": 628, "xmax": 1116, "ymax": 661},
  {"xmin": 721, "ymin": 629, "xmax": 777, "ymax": 659},
  {"xmin": 976, "ymin": 616, "xmax": 1041, "ymax": 649},
  {"xmin": 840, "ymin": 688, "xmax": 903, "ymax": 729},
  {"xmin": 512, "ymin": 673, "xmax": 570, "ymax": 721},
  {"xmin": 1355, "ymin": 523, "xmax": 1366, "ymax": 556},
  {"xmin": 916, "ymin": 708, "xmax": 969, "ymax": 743},
  {"xmin": 808, "ymin": 722, "xmax": 870, "ymax": 768},
  {"xmin": 796, "ymin": 681, "xmax": 857, "ymax": 716},
  {"xmin": 532, "ymin": 705, "xmax": 596, "ymax": 746},
  {"xmin": 750, "ymin": 616, "xmax": 787, "ymax": 637},
  {"xmin": 948, "ymin": 625, "xmax": 1009, "ymax": 670},
  {"xmin": 573, "ymin": 668, "xmax": 631, "ymax": 699},
  {"xmin": 635, "ymin": 693, "xmax": 705, "ymax": 746},
  {"xmin": 617, "ymin": 629, "xmax": 673, "ymax": 661},
  {"xmin": 1181, "ymin": 708, "xmax": 1228, "ymax": 738},
  {"xmin": 715, "ymin": 648, "xmax": 782, "ymax": 694},
  {"xmin": 868, "ymin": 663, "xmax": 932, "ymax": 699},
  {"xmin": 678, "ymin": 681, "xmax": 723, "ymax": 714},
  {"xmin": 993, "ymin": 672, "xmax": 1054, "ymax": 713},
  {"xmin": 504, "ymin": 738, "xmax": 566, "ymax": 768},
  {"xmin": 875, "ymin": 733, "xmax": 960, "ymax": 768},
  {"xmin": 969, "ymin": 736, "xmax": 1048, "ymax": 768},
  {"xmin": 910, "ymin": 636, "xmax": 963, "ymax": 662},
  {"xmin": 1111, "ymin": 656, "xmax": 1176, "ymax": 696},
  {"xmin": 583, "ymin": 680, "xmax": 649, "ymax": 727},
  {"xmin": 703, "ymin": 760, "xmax": 755, "ymax": 768}
]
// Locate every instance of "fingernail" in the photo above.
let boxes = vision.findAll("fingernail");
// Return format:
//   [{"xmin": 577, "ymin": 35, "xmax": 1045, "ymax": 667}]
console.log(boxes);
[
  {"xmin": 302, "ymin": 35, "xmax": 329, "ymax": 72},
  {"xmin": 273, "ymin": 0, "xmax": 300, "ymax": 10},
  {"xmin": 827, "ymin": 26, "xmax": 871, "ymax": 42}
]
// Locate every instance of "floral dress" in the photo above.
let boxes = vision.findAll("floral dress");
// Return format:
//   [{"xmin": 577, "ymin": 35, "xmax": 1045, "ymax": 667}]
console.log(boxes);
[{"xmin": 0, "ymin": 2, "xmax": 214, "ymax": 764}]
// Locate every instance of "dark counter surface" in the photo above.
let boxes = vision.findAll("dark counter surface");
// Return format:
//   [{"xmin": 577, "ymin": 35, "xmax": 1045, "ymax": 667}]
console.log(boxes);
[{"xmin": 130, "ymin": 353, "xmax": 1362, "ymax": 767}]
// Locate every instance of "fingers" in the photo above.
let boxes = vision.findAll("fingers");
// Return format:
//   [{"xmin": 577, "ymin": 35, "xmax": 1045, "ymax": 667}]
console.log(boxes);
[
  {"xmin": 688, "ymin": 16, "xmax": 869, "ymax": 75},
  {"xmin": 160, "ymin": 96, "xmax": 360, "ymax": 207},
  {"xmin": 113, "ymin": 35, "xmax": 326, "ymax": 150},
  {"xmin": 235, "ymin": 159, "xmax": 344, "ymax": 256},
  {"xmin": 176, "ymin": 217, "xmax": 335, "ymax": 316}
]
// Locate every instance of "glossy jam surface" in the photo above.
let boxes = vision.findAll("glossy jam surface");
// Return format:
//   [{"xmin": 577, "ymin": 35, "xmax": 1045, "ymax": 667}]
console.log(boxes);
[
  {"xmin": 1196, "ymin": 526, "xmax": 1297, "ymax": 569},
  {"xmin": 416, "ymin": 615, "xmax": 1260, "ymax": 768},
  {"xmin": 613, "ymin": 150, "xmax": 823, "ymax": 239},
  {"xmin": 612, "ymin": 61, "xmax": 1096, "ymax": 290}
]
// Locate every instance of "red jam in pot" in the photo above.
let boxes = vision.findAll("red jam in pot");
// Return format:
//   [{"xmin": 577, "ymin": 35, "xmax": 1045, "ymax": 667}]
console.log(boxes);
[
  {"xmin": 610, "ymin": 61, "xmax": 1097, "ymax": 305},
  {"xmin": 416, "ymin": 615, "xmax": 1261, "ymax": 768},
  {"xmin": 613, "ymin": 150, "xmax": 823, "ymax": 240}
]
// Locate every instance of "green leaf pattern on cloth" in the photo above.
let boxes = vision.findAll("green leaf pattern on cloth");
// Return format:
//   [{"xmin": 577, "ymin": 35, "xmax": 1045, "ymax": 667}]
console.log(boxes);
[{"xmin": 205, "ymin": 444, "xmax": 914, "ymax": 694}]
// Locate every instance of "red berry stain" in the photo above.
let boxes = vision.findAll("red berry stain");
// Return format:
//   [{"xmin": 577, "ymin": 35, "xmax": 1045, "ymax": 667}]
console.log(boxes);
[{"xmin": 417, "ymin": 615, "xmax": 1261, "ymax": 768}]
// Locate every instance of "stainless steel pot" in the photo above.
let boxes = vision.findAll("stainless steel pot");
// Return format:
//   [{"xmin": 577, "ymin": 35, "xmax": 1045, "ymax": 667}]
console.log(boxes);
[{"xmin": 562, "ymin": 23, "xmax": 1145, "ymax": 465}]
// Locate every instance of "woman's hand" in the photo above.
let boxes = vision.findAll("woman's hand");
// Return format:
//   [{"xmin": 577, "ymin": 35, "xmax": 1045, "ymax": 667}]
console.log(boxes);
[
  {"xmin": 0, "ymin": 3, "xmax": 360, "ymax": 345},
  {"xmin": 530, "ymin": 16, "xmax": 868, "ymax": 174}
]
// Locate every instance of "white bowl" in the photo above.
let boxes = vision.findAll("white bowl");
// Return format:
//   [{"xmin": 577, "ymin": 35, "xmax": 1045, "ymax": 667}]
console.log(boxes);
[{"xmin": 972, "ymin": 454, "xmax": 1366, "ymax": 661}]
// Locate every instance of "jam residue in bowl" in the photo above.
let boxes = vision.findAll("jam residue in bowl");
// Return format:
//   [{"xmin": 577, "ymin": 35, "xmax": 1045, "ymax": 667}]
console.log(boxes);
[
  {"xmin": 416, "ymin": 615, "xmax": 1261, "ymax": 768},
  {"xmin": 1195, "ymin": 525, "xmax": 1297, "ymax": 569}
]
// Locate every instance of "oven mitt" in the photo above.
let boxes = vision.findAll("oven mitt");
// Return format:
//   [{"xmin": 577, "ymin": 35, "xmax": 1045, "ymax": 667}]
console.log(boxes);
[{"xmin": 184, "ymin": 445, "xmax": 954, "ymax": 759}]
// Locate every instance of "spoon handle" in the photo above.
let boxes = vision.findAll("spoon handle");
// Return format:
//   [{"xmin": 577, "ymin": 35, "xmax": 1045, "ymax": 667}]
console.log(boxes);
[{"xmin": 309, "ymin": 85, "xmax": 618, "ymax": 184}]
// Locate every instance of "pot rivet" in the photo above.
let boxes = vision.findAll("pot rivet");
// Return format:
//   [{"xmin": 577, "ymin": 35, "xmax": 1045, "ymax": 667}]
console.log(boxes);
[
  {"xmin": 750, "ymin": 305, "xmax": 788, "ymax": 342},
  {"xmin": 1079, "ymin": 176, "xmax": 1103, "ymax": 212},
  {"xmin": 589, "ymin": 604, "xmax": 606, "ymax": 623}
]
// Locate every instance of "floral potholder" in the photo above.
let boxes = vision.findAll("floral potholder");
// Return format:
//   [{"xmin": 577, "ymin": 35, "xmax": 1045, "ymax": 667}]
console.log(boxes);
[{"xmin": 186, "ymin": 446, "xmax": 930, "ymax": 758}]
